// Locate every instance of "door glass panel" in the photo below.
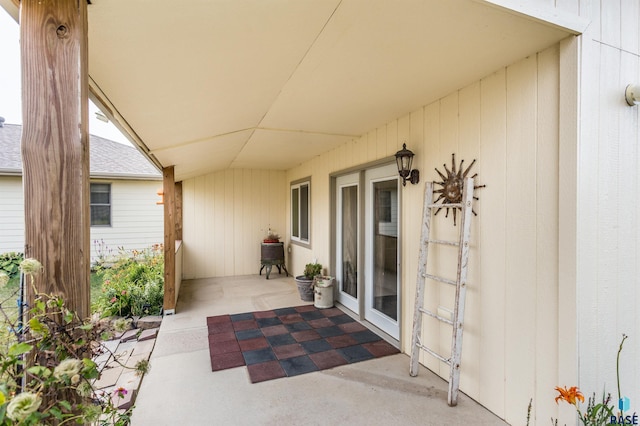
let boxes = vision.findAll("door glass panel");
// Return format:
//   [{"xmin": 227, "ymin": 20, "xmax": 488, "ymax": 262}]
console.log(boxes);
[
  {"xmin": 372, "ymin": 180, "xmax": 398, "ymax": 320},
  {"xmin": 341, "ymin": 185, "xmax": 358, "ymax": 298}
]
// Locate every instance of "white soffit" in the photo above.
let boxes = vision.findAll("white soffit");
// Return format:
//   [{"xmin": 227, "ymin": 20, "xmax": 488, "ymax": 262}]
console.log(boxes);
[
  {"xmin": 261, "ymin": 0, "xmax": 573, "ymax": 135},
  {"xmin": 80, "ymin": 0, "xmax": 580, "ymax": 178},
  {"xmin": 88, "ymin": 0, "xmax": 342, "ymax": 150},
  {"xmin": 231, "ymin": 129, "xmax": 354, "ymax": 171},
  {"xmin": 152, "ymin": 129, "xmax": 253, "ymax": 181}
]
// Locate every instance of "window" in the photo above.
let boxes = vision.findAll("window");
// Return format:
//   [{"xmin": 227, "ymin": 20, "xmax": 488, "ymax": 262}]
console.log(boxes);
[
  {"xmin": 291, "ymin": 180, "xmax": 310, "ymax": 244},
  {"xmin": 90, "ymin": 183, "xmax": 111, "ymax": 226}
]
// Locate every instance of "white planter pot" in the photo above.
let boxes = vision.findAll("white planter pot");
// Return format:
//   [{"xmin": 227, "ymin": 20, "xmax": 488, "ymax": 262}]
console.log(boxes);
[{"xmin": 314, "ymin": 276, "xmax": 335, "ymax": 309}]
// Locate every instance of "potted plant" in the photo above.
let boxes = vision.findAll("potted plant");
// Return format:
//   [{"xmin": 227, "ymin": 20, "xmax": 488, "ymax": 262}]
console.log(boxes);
[
  {"xmin": 295, "ymin": 262, "xmax": 322, "ymax": 301},
  {"xmin": 263, "ymin": 228, "xmax": 280, "ymax": 243}
]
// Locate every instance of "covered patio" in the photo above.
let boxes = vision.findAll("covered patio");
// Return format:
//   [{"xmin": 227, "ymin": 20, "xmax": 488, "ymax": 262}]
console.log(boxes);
[
  {"xmin": 6, "ymin": 0, "xmax": 640, "ymax": 424},
  {"xmin": 131, "ymin": 274, "xmax": 507, "ymax": 425}
]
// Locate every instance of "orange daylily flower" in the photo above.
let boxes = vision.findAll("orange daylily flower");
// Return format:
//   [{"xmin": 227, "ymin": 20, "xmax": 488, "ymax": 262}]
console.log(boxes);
[{"xmin": 554, "ymin": 386, "xmax": 585, "ymax": 405}]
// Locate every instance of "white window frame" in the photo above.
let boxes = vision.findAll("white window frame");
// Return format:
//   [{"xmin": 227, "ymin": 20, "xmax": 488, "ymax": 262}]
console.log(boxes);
[
  {"xmin": 90, "ymin": 182, "xmax": 112, "ymax": 227},
  {"xmin": 290, "ymin": 179, "xmax": 310, "ymax": 246}
]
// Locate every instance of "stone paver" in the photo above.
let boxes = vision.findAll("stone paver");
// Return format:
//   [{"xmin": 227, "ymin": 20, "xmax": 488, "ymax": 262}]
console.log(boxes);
[
  {"xmin": 116, "ymin": 370, "xmax": 141, "ymax": 391},
  {"xmin": 120, "ymin": 328, "xmax": 140, "ymax": 342},
  {"xmin": 137, "ymin": 316, "xmax": 162, "ymax": 330},
  {"xmin": 131, "ymin": 339, "xmax": 155, "ymax": 356},
  {"xmin": 94, "ymin": 365, "xmax": 124, "ymax": 389},
  {"xmin": 138, "ymin": 328, "xmax": 158, "ymax": 341},
  {"xmin": 124, "ymin": 353, "xmax": 148, "ymax": 368},
  {"xmin": 92, "ymin": 318, "xmax": 161, "ymax": 413},
  {"xmin": 111, "ymin": 388, "xmax": 136, "ymax": 410},
  {"xmin": 114, "ymin": 340, "xmax": 137, "ymax": 357}
]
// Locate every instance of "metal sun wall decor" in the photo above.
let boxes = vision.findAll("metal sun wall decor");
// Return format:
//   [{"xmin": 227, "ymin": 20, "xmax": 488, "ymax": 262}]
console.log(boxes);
[{"xmin": 434, "ymin": 153, "xmax": 486, "ymax": 225}]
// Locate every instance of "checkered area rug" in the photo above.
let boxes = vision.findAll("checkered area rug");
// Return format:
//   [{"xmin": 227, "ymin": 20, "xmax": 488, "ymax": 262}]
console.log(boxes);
[{"xmin": 207, "ymin": 305, "xmax": 400, "ymax": 383}]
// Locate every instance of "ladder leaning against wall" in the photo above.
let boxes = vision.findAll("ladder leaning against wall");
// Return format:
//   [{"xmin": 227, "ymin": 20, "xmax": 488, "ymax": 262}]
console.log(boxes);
[{"xmin": 409, "ymin": 177, "xmax": 475, "ymax": 407}]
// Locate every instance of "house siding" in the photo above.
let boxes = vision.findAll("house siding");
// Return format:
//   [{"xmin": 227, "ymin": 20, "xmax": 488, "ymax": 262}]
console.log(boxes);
[
  {"xmin": 0, "ymin": 177, "xmax": 163, "ymax": 261},
  {"xmin": 181, "ymin": 169, "xmax": 286, "ymax": 279},
  {"xmin": 0, "ymin": 176, "xmax": 25, "ymax": 254},
  {"xmin": 286, "ymin": 45, "xmax": 565, "ymax": 424},
  {"xmin": 90, "ymin": 180, "xmax": 164, "ymax": 260},
  {"xmin": 576, "ymin": 0, "xmax": 640, "ymax": 418}
]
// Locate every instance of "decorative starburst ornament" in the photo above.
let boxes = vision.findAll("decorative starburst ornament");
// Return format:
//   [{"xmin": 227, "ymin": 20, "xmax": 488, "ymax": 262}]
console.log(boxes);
[{"xmin": 434, "ymin": 153, "xmax": 485, "ymax": 225}]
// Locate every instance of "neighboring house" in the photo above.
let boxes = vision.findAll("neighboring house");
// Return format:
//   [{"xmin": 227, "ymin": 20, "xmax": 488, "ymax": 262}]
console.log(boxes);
[
  {"xmin": 0, "ymin": 122, "xmax": 163, "ymax": 261},
  {"xmin": 3, "ymin": 1, "xmax": 640, "ymax": 425}
]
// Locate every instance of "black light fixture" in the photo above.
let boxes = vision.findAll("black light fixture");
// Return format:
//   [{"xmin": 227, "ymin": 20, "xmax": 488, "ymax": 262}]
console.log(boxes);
[{"xmin": 395, "ymin": 143, "xmax": 420, "ymax": 186}]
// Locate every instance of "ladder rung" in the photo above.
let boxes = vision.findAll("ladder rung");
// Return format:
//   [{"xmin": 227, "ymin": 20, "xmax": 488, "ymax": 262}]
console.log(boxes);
[
  {"xmin": 428, "ymin": 239, "xmax": 459, "ymax": 247},
  {"xmin": 427, "ymin": 202, "xmax": 463, "ymax": 209},
  {"xmin": 419, "ymin": 307, "xmax": 454, "ymax": 325},
  {"xmin": 416, "ymin": 343, "xmax": 451, "ymax": 365},
  {"xmin": 423, "ymin": 274, "xmax": 457, "ymax": 286}
]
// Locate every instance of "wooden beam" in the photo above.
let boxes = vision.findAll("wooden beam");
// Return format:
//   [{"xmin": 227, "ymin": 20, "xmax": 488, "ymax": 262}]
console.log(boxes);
[
  {"xmin": 175, "ymin": 181, "xmax": 183, "ymax": 241},
  {"xmin": 21, "ymin": 0, "xmax": 90, "ymax": 319},
  {"xmin": 163, "ymin": 166, "xmax": 176, "ymax": 312}
]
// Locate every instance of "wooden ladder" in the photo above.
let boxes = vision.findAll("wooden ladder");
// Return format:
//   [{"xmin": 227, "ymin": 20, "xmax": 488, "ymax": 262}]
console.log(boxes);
[{"xmin": 409, "ymin": 177, "xmax": 474, "ymax": 407}]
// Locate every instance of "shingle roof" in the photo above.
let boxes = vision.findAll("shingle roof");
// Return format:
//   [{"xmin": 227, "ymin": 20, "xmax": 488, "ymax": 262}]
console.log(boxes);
[{"xmin": 0, "ymin": 123, "xmax": 160, "ymax": 179}]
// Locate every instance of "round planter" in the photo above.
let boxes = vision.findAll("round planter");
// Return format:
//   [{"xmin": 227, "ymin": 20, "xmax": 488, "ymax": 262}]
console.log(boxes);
[{"xmin": 295, "ymin": 276, "xmax": 314, "ymax": 302}]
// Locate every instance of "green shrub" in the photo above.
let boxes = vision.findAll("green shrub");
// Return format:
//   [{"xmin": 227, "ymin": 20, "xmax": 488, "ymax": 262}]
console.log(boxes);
[
  {"xmin": 93, "ymin": 244, "xmax": 164, "ymax": 317},
  {"xmin": 0, "ymin": 252, "xmax": 23, "ymax": 278},
  {"xmin": 0, "ymin": 259, "xmax": 145, "ymax": 425},
  {"xmin": 303, "ymin": 262, "xmax": 322, "ymax": 279}
]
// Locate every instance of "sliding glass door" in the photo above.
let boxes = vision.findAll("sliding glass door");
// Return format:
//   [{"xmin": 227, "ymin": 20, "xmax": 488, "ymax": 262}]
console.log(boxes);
[
  {"xmin": 335, "ymin": 173, "xmax": 359, "ymax": 313},
  {"xmin": 364, "ymin": 164, "xmax": 399, "ymax": 339},
  {"xmin": 335, "ymin": 164, "xmax": 400, "ymax": 339}
]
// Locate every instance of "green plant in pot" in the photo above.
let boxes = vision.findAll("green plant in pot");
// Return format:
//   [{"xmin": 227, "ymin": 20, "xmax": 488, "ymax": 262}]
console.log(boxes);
[{"xmin": 295, "ymin": 262, "xmax": 322, "ymax": 302}]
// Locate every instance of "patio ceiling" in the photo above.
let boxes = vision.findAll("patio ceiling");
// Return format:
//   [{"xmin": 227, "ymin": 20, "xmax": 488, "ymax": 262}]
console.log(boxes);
[{"xmin": 2, "ymin": 0, "xmax": 586, "ymax": 182}]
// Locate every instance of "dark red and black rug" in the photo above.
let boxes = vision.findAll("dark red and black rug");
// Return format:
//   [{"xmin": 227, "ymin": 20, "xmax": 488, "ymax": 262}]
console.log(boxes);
[{"xmin": 207, "ymin": 305, "xmax": 399, "ymax": 383}]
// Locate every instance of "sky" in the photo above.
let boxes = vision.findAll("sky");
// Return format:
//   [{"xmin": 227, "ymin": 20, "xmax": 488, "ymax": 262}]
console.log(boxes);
[{"xmin": 0, "ymin": 9, "xmax": 130, "ymax": 145}]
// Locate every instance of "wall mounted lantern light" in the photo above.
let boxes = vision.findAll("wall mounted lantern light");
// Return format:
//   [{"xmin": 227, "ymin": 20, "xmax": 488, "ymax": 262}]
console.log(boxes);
[
  {"xmin": 395, "ymin": 143, "xmax": 420, "ymax": 186},
  {"xmin": 625, "ymin": 84, "xmax": 640, "ymax": 106}
]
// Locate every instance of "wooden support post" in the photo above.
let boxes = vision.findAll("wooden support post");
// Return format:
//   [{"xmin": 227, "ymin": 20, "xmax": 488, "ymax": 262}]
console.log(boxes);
[
  {"xmin": 163, "ymin": 166, "xmax": 176, "ymax": 312},
  {"xmin": 175, "ymin": 181, "xmax": 183, "ymax": 241},
  {"xmin": 20, "ymin": 0, "xmax": 90, "ymax": 319}
]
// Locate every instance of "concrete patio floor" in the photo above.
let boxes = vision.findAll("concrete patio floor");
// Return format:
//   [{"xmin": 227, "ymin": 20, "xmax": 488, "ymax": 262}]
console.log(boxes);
[{"xmin": 131, "ymin": 275, "xmax": 508, "ymax": 425}]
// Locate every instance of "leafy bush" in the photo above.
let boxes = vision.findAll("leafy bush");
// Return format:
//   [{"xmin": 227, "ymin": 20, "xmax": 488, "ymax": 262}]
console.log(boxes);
[
  {"xmin": 303, "ymin": 263, "xmax": 322, "ymax": 279},
  {"xmin": 0, "ymin": 252, "xmax": 23, "ymax": 279},
  {"xmin": 93, "ymin": 245, "xmax": 164, "ymax": 317},
  {"xmin": 0, "ymin": 259, "xmax": 147, "ymax": 425}
]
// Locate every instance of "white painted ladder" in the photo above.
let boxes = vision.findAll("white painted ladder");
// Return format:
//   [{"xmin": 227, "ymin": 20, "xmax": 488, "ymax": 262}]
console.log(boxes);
[{"xmin": 409, "ymin": 177, "xmax": 474, "ymax": 407}]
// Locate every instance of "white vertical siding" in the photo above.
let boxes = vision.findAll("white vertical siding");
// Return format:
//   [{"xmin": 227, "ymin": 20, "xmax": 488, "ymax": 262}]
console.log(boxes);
[
  {"xmin": 576, "ymin": 0, "xmax": 640, "ymax": 416},
  {"xmin": 0, "ymin": 177, "xmax": 163, "ymax": 260},
  {"xmin": 181, "ymin": 169, "xmax": 286, "ymax": 279},
  {"xmin": 90, "ymin": 180, "xmax": 164, "ymax": 259},
  {"xmin": 458, "ymin": 82, "xmax": 482, "ymax": 400},
  {"xmin": 557, "ymin": 36, "xmax": 579, "ymax": 412},
  {"xmin": 0, "ymin": 177, "xmax": 25, "ymax": 253},
  {"xmin": 478, "ymin": 68, "xmax": 508, "ymax": 418},
  {"xmin": 534, "ymin": 46, "xmax": 561, "ymax": 424},
  {"xmin": 504, "ymin": 55, "xmax": 539, "ymax": 423},
  {"xmin": 285, "ymin": 46, "xmax": 563, "ymax": 424}
]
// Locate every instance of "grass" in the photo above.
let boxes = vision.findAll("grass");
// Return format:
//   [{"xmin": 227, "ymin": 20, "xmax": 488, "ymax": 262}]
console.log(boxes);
[
  {"xmin": 0, "ymin": 272, "xmax": 104, "ymax": 351},
  {"xmin": 0, "ymin": 272, "xmax": 104, "ymax": 314}
]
